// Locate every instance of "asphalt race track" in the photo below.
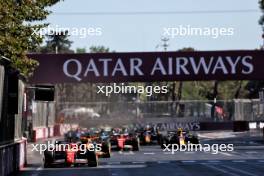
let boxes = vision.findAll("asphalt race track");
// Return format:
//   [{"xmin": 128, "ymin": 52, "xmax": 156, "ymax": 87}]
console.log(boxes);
[{"xmin": 18, "ymin": 131, "xmax": 264, "ymax": 176}]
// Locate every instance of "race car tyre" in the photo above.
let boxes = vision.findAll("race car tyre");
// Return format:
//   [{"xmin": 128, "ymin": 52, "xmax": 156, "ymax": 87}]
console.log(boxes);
[
  {"xmin": 43, "ymin": 151, "xmax": 53, "ymax": 168},
  {"xmin": 74, "ymin": 163, "xmax": 80, "ymax": 167},
  {"xmin": 157, "ymin": 134, "xmax": 161, "ymax": 145},
  {"xmin": 191, "ymin": 137, "xmax": 199, "ymax": 144},
  {"xmin": 43, "ymin": 159, "xmax": 50, "ymax": 168},
  {"xmin": 87, "ymin": 151, "xmax": 98, "ymax": 167},
  {"xmin": 160, "ymin": 136, "xmax": 165, "ymax": 149},
  {"xmin": 160, "ymin": 138, "xmax": 171, "ymax": 149},
  {"xmin": 132, "ymin": 138, "xmax": 140, "ymax": 151},
  {"xmin": 102, "ymin": 142, "xmax": 111, "ymax": 158},
  {"xmin": 64, "ymin": 161, "xmax": 72, "ymax": 167}
]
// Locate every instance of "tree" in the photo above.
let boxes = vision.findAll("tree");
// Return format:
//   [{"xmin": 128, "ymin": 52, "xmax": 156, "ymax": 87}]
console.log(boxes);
[
  {"xmin": 89, "ymin": 46, "xmax": 111, "ymax": 53},
  {"xmin": 76, "ymin": 47, "xmax": 86, "ymax": 53},
  {"xmin": 40, "ymin": 30, "xmax": 74, "ymax": 53},
  {"xmin": 56, "ymin": 46, "xmax": 113, "ymax": 103},
  {"xmin": 245, "ymin": 0, "xmax": 264, "ymax": 98},
  {"xmin": 0, "ymin": 0, "xmax": 61, "ymax": 77},
  {"xmin": 245, "ymin": 80, "xmax": 264, "ymax": 98},
  {"xmin": 173, "ymin": 47, "xmax": 195, "ymax": 101},
  {"xmin": 259, "ymin": 0, "xmax": 264, "ymax": 26},
  {"xmin": 167, "ymin": 47, "xmax": 195, "ymax": 116}
]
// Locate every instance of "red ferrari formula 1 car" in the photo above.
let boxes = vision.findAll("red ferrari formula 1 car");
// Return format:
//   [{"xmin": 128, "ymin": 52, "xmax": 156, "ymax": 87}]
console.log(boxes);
[
  {"xmin": 110, "ymin": 130, "xmax": 140, "ymax": 151},
  {"xmin": 43, "ymin": 139, "xmax": 98, "ymax": 168}
]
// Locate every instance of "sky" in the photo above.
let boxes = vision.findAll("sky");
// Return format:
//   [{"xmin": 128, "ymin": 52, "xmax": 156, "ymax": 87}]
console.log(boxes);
[{"xmin": 44, "ymin": 0, "xmax": 263, "ymax": 52}]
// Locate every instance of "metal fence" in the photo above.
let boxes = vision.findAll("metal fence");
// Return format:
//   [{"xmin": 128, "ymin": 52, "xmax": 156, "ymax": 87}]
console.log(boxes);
[
  {"xmin": 14, "ymin": 79, "xmax": 26, "ymax": 140},
  {"xmin": 31, "ymin": 101, "xmax": 56, "ymax": 128},
  {"xmin": 235, "ymin": 99, "xmax": 264, "ymax": 121},
  {"xmin": 252, "ymin": 99, "xmax": 264, "ymax": 119}
]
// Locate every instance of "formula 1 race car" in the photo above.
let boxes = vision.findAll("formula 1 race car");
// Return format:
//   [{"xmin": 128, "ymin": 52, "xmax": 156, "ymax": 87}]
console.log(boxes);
[
  {"xmin": 136, "ymin": 126, "xmax": 161, "ymax": 145},
  {"xmin": 159, "ymin": 128, "xmax": 199, "ymax": 148},
  {"xmin": 43, "ymin": 139, "xmax": 98, "ymax": 168},
  {"xmin": 110, "ymin": 129, "xmax": 140, "ymax": 151},
  {"xmin": 79, "ymin": 131, "xmax": 111, "ymax": 158}
]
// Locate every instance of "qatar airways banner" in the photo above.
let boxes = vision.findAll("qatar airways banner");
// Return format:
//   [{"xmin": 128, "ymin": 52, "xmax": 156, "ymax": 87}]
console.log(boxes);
[{"xmin": 28, "ymin": 50, "xmax": 264, "ymax": 84}]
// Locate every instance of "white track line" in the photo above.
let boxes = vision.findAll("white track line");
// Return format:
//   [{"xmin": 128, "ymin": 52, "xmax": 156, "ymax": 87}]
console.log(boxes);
[
  {"xmin": 232, "ymin": 160, "xmax": 246, "ymax": 163},
  {"xmin": 201, "ymin": 163, "xmax": 239, "ymax": 176},
  {"xmin": 219, "ymin": 152, "xmax": 233, "ymax": 156},
  {"xmin": 157, "ymin": 161, "xmax": 171, "ymax": 164},
  {"xmin": 102, "ymin": 165, "xmax": 146, "ymax": 169},
  {"xmin": 163, "ymin": 152, "xmax": 172, "ymax": 155},
  {"xmin": 132, "ymin": 161, "xmax": 145, "ymax": 164},
  {"xmin": 108, "ymin": 162, "xmax": 121, "ymax": 165},
  {"xmin": 123, "ymin": 151, "xmax": 134, "ymax": 155},
  {"xmin": 30, "ymin": 166, "xmax": 42, "ymax": 176},
  {"xmin": 184, "ymin": 152, "xmax": 195, "ymax": 154},
  {"xmin": 207, "ymin": 160, "xmax": 220, "ymax": 163},
  {"xmin": 143, "ymin": 152, "xmax": 155, "ymax": 155},
  {"xmin": 245, "ymin": 151, "xmax": 258, "ymax": 154},
  {"xmin": 181, "ymin": 160, "xmax": 196, "ymax": 163},
  {"xmin": 221, "ymin": 165, "xmax": 258, "ymax": 176}
]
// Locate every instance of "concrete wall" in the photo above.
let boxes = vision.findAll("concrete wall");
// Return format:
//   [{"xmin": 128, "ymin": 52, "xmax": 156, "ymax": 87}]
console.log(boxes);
[
  {"xmin": 0, "ymin": 139, "xmax": 27, "ymax": 176},
  {"xmin": 0, "ymin": 59, "xmax": 27, "ymax": 176}
]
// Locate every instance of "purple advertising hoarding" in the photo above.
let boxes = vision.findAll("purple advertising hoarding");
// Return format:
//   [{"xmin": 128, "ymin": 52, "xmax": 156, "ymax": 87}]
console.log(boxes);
[{"xmin": 28, "ymin": 50, "xmax": 264, "ymax": 84}]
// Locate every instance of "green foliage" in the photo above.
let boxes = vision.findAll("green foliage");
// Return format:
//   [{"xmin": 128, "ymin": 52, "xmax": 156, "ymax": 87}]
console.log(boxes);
[
  {"xmin": 181, "ymin": 82, "xmax": 209, "ymax": 100},
  {"xmin": 245, "ymin": 80, "xmax": 264, "ymax": 98},
  {"xmin": 89, "ymin": 46, "xmax": 111, "ymax": 53},
  {"xmin": 259, "ymin": 0, "xmax": 264, "ymax": 25},
  {"xmin": 40, "ymin": 30, "xmax": 74, "ymax": 53},
  {"xmin": 166, "ymin": 47, "xmax": 249, "ymax": 100},
  {"xmin": 76, "ymin": 47, "xmax": 87, "ymax": 53},
  {"xmin": 244, "ymin": 0, "xmax": 264, "ymax": 98},
  {"xmin": 168, "ymin": 47, "xmax": 195, "ymax": 101},
  {"xmin": 0, "ymin": 0, "xmax": 61, "ymax": 77}
]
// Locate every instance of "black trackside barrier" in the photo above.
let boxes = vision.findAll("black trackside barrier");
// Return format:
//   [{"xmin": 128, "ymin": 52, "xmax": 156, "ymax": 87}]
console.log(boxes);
[
  {"xmin": 233, "ymin": 121, "xmax": 249, "ymax": 132},
  {"xmin": 0, "ymin": 60, "xmax": 15, "ymax": 144},
  {"xmin": 199, "ymin": 121, "xmax": 250, "ymax": 131},
  {"xmin": 199, "ymin": 122, "xmax": 234, "ymax": 131},
  {"xmin": 7, "ymin": 70, "xmax": 19, "ymax": 114},
  {"xmin": 262, "ymin": 127, "xmax": 264, "ymax": 139},
  {"xmin": 34, "ymin": 85, "xmax": 55, "ymax": 101},
  {"xmin": 0, "ymin": 56, "xmax": 27, "ymax": 176}
]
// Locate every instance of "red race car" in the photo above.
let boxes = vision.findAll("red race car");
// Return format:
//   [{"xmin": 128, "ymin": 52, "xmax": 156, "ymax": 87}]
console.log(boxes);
[
  {"xmin": 110, "ymin": 132, "xmax": 140, "ymax": 151},
  {"xmin": 43, "ymin": 139, "xmax": 98, "ymax": 168}
]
